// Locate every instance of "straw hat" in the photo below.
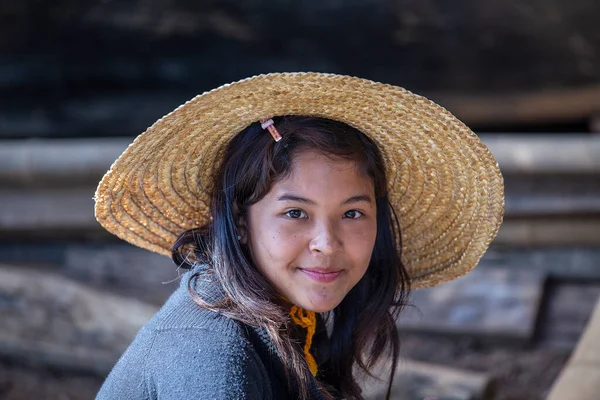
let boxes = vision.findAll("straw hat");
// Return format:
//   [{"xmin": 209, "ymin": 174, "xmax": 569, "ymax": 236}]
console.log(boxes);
[{"xmin": 94, "ymin": 72, "xmax": 504, "ymax": 289}]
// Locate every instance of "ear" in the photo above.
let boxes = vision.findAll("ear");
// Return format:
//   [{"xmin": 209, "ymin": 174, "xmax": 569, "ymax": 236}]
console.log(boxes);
[{"xmin": 232, "ymin": 202, "xmax": 248, "ymax": 244}]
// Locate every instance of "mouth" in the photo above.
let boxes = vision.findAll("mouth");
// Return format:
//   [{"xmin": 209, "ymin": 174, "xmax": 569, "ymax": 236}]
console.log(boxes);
[{"xmin": 299, "ymin": 268, "xmax": 342, "ymax": 283}]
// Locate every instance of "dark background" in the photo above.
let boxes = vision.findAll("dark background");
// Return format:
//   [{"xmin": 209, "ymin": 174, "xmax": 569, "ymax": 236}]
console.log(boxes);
[{"xmin": 1, "ymin": 0, "xmax": 599, "ymax": 138}]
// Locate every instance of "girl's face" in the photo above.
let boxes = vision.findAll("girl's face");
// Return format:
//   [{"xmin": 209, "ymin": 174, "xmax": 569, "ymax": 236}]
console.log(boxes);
[{"xmin": 245, "ymin": 150, "xmax": 377, "ymax": 312}]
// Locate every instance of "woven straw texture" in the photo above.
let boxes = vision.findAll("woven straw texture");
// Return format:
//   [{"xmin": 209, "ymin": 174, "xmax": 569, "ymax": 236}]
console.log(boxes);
[{"xmin": 94, "ymin": 72, "xmax": 504, "ymax": 289}]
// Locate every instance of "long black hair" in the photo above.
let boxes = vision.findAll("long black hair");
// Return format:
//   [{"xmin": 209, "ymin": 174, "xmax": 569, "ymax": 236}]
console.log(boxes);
[{"xmin": 172, "ymin": 116, "xmax": 411, "ymax": 399}]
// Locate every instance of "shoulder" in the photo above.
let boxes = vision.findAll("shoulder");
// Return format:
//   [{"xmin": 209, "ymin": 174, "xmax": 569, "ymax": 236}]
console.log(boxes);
[
  {"xmin": 145, "ymin": 325, "xmax": 270, "ymax": 399},
  {"xmin": 97, "ymin": 271, "xmax": 273, "ymax": 399},
  {"xmin": 140, "ymin": 267, "xmax": 241, "ymax": 334},
  {"xmin": 97, "ymin": 323, "xmax": 271, "ymax": 399}
]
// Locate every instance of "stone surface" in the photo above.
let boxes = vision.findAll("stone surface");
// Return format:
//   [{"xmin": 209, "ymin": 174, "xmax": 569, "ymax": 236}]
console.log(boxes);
[
  {"xmin": 361, "ymin": 358, "xmax": 492, "ymax": 400},
  {"xmin": 0, "ymin": 243, "xmax": 178, "ymax": 306},
  {"xmin": 547, "ymin": 297, "xmax": 600, "ymax": 400},
  {"xmin": 0, "ymin": 360, "xmax": 101, "ymax": 400},
  {"xmin": 398, "ymin": 267, "xmax": 545, "ymax": 341},
  {"xmin": 537, "ymin": 282, "xmax": 600, "ymax": 351},
  {"xmin": 397, "ymin": 332, "xmax": 569, "ymax": 400},
  {"xmin": 546, "ymin": 367, "xmax": 600, "ymax": 400},
  {"xmin": 64, "ymin": 244, "xmax": 179, "ymax": 305},
  {"xmin": 0, "ymin": 264, "xmax": 158, "ymax": 375}
]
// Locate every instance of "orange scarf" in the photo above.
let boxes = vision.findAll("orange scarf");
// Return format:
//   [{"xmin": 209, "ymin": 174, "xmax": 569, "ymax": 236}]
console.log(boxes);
[{"xmin": 289, "ymin": 305, "xmax": 318, "ymax": 376}]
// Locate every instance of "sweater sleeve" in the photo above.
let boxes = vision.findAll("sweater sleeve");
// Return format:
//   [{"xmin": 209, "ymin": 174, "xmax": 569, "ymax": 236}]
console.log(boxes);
[{"xmin": 97, "ymin": 326, "xmax": 272, "ymax": 400}]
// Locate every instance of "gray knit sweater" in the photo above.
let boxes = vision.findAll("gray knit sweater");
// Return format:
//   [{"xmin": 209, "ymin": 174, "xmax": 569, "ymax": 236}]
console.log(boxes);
[{"xmin": 96, "ymin": 267, "xmax": 327, "ymax": 399}]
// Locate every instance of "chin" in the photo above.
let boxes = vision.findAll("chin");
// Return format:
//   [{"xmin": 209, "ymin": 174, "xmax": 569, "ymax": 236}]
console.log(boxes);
[
  {"xmin": 301, "ymin": 297, "xmax": 343, "ymax": 313},
  {"xmin": 308, "ymin": 305, "xmax": 337, "ymax": 313}
]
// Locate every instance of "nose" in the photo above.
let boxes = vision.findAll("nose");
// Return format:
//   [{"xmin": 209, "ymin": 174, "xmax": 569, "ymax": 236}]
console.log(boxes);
[{"xmin": 309, "ymin": 220, "xmax": 342, "ymax": 256}]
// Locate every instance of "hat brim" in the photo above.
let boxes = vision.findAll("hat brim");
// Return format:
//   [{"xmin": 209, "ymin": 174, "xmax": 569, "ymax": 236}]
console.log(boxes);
[{"xmin": 94, "ymin": 72, "xmax": 504, "ymax": 289}]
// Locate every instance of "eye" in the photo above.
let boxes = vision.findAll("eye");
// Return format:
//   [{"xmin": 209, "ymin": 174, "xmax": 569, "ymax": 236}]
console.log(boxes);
[
  {"xmin": 343, "ymin": 210, "xmax": 363, "ymax": 219},
  {"xmin": 285, "ymin": 209, "xmax": 307, "ymax": 219}
]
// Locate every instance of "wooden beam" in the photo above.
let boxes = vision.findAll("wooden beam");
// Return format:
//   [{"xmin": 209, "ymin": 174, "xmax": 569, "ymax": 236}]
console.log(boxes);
[
  {"xmin": 496, "ymin": 218, "xmax": 600, "ymax": 246},
  {"xmin": 431, "ymin": 84, "xmax": 600, "ymax": 126},
  {"xmin": 1, "ymin": 135, "xmax": 599, "ymax": 187}
]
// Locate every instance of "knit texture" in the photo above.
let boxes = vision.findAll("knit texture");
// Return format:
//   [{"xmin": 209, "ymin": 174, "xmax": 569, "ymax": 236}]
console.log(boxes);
[{"xmin": 96, "ymin": 266, "xmax": 326, "ymax": 399}]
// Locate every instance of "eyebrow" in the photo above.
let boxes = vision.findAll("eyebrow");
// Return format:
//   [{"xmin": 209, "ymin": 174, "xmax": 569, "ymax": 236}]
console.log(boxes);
[{"xmin": 277, "ymin": 193, "xmax": 373, "ymax": 205}]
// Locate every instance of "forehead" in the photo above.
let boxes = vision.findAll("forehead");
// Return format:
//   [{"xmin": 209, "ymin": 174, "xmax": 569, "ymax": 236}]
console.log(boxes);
[{"xmin": 273, "ymin": 150, "xmax": 374, "ymax": 198}]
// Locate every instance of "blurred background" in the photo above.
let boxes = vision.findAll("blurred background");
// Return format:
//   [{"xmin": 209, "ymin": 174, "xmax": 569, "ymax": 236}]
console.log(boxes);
[{"xmin": 1, "ymin": 1, "xmax": 599, "ymax": 399}]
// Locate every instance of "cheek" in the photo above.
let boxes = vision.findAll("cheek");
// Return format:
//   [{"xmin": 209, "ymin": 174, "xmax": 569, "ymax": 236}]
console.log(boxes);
[
  {"xmin": 346, "ymin": 224, "xmax": 377, "ymax": 264},
  {"xmin": 252, "ymin": 220, "xmax": 306, "ymax": 261}
]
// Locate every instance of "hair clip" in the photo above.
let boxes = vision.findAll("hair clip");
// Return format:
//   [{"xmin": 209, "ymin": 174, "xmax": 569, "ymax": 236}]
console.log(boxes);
[{"xmin": 259, "ymin": 118, "xmax": 282, "ymax": 142}]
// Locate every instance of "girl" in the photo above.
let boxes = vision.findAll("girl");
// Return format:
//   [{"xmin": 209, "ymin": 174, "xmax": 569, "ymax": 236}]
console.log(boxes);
[{"xmin": 94, "ymin": 73, "xmax": 504, "ymax": 399}]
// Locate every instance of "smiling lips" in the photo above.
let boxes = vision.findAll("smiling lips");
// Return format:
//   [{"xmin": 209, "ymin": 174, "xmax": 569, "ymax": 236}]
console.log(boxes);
[{"xmin": 299, "ymin": 268, "xmax": 342, "ymax": 283}]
